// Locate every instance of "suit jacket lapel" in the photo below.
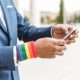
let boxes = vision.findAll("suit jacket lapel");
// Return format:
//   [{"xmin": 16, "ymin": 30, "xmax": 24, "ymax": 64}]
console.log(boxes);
[
  {"xmin": 0, "ymin": 0, "xmax": 17, "ymax": 45},
  {"xmin": 0, "ymin": 0, "xmax": 12, "ymax": 38},
  {"xmin": 0, "ymin": 18, "xmax": 7, "ymax": 33},
  {"xmin": 0, "ymin": 1, "xmax": 7, "ymax": 33}
]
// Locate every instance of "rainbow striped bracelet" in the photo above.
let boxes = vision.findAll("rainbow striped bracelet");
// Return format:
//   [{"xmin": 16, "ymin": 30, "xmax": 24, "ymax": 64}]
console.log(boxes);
[{"xmin": 16, "ymin": 41, "xmax": 37, "ymax": 61}]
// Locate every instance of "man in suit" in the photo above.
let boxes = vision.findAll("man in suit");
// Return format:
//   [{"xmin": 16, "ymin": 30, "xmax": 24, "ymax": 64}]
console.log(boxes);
[{"xmin": 0, "ymin": 0, "xmax": 77, "ymax": 80}]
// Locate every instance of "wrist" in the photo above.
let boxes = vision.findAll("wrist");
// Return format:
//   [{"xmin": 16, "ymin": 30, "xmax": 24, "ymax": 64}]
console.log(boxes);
[
  {"xmin": 30, "ymin": 41, "xmax": 37, "ymax": 58},
  {"xmin": 16, "ymin": 41, "xmax": 37, "ymax": 61}
]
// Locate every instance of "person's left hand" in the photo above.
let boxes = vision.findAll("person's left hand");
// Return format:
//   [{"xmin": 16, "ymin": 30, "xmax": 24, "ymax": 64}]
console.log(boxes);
[{"xmin": 51, "ymin": 24, "xmax": 78, "ymax": 44}]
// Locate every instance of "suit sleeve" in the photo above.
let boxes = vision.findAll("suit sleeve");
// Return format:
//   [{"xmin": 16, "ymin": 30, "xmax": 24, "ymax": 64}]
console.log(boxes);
[
  {"xmin": 17, "ymin": 13, "xmax": 52, "ymax": 42},
  {"xmin": 0, "ymin": 42, "xmax": 36, "ymax": 70},
  {"xmin": 0, "ymin": 46, "xmax": 15, "ymax": 70}
]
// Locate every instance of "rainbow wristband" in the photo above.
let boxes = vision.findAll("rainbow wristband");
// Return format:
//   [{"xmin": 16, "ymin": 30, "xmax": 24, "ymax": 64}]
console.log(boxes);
[
  {"xmin": 30, "ymin": 41, "xmax": 37, "ymax": 58},
  {"xmin": 16, "ymin": 41, "xmax": 37, "ymax": 61}
]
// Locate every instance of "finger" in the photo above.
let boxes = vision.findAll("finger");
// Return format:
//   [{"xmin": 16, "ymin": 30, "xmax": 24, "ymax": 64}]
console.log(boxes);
[
  {"xmin": 54, "ymin": 25, "xmax": 69, "ymax": 34},
  {"xmin": 54, "ymin": 51, "xmax": 64, "ymax": 56},
  {"xmin": 66, "ymin": 39, "xmax": 76, "ymax": 44},
  {"xmin": 55, "ymin": 45, "xmax": 66, "ymax": 52},
  {"xmin": 47, "ymin": 55, "xmax": 56, "ymax": 58},
  {"xmin": 60, "ymin": 26, "xmax": 69, "ymax": 34},
  {"xmin": 66, "ymin": 24, "xmax": 74, "ymax": 31},
  {"xmin": 72, "ymin": 30, "xmax": 79, "ymax": 35},
  {"xmin": 73, "ymin": 34, "xmax": 78, "ymax": 38},
  {"xmin": 56, "ymin": 39, "xmax": 66, "ymax": 46},
  {"xmin": 51, "ymin": 55, "xmax": 56, "ymax": 58},
  {"xmin": 41, "ymin": 55, "xmax": 53, "ymax": 58},
  {"xmin": 72, "ymin": 34, "xmax": 78, "ymax": 39},
  {"xmin": 68, "ymin": 26, "xmax": 73, "ymax": 32},
  {"xmin": 67, "ymin": 36, "xmax": 76, "ymax": 41},
  {"xmin": 69, "ymin": 34, "xmax": 78, "ymax": 39},
  {"xmin": 65, "ymin": 32, "xmax": 78, "ymax": 41},
  {"xmin": 66, "ymin": 40, "xmax": 71, "ymax": 44}
]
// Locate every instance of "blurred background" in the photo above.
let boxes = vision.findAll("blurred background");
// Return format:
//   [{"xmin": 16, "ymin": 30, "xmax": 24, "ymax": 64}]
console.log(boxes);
[
  {"xmin": 13, "ymin": 0, "xmax": 80, "ymax": 26},
  {"xmin": 13, "ymin": 0, "xmax": 80, "ymax": 80}
]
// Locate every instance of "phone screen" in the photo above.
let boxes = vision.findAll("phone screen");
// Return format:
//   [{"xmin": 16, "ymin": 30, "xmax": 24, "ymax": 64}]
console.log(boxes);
[{"xmin": 63, "ymin": 28, "xmax": 77, "ymax": 40}]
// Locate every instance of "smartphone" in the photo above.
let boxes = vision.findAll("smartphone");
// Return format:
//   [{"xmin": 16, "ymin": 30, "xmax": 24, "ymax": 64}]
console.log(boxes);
[{"xmin": 63, "ymin": 28, "xmax": 77, "ymax": 40}]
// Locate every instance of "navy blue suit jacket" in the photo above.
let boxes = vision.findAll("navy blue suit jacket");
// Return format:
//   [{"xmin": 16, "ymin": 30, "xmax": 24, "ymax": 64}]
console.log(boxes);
[{"xmin": 0, "ymin": 0, "xmax": 52, "ymax": 80}]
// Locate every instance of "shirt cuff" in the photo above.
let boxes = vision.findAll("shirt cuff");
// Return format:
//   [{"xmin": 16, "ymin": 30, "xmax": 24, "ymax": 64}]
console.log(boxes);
[
  {"xmin": 13, "ymin": 46, "xmax": 18, "ymax": 66},
  {"xmin": 51, "ymin": 26, "xmax": 54, "ymax": 38}
]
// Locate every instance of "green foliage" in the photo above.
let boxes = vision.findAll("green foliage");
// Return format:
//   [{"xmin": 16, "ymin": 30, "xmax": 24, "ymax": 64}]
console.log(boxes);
[
  {"xmin": 56, "ymin": 0, "xmax": 64, "ymax": 23},
  {"xmin": 24, "ymin": 16, "xmax": 29, "ymax": 21},
  {"xmin": 73, "ymin": 14, "xmax": 80, "ymax": 23},
  {"xmin": 41, "ymin": 17, "xmax": 44, "ymax": 24}
]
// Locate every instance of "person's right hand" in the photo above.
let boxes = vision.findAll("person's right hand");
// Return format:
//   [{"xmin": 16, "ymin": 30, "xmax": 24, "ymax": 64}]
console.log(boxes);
[{"xmin": 35, "ymin": 38, "xmax": 66, "ymax": 58}]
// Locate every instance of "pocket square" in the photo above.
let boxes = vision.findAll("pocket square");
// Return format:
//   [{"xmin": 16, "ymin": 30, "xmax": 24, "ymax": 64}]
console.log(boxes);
[{"xmin": 7, "ymin": 5, "xmax": 13, "ymax": 8}]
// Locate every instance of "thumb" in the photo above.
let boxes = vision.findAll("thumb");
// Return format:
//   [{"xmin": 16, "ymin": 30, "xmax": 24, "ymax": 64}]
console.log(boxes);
[
  {"xmin": 54, "ymin": 25, "xmax": 69, "ymax": 34},
  {"xmin": 56, "ymin": 39, "xmax": 66, "ymax": 46},
  {"xmin": 61, "ymin": 27, "xmax": 69, "ymax": 35}
]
